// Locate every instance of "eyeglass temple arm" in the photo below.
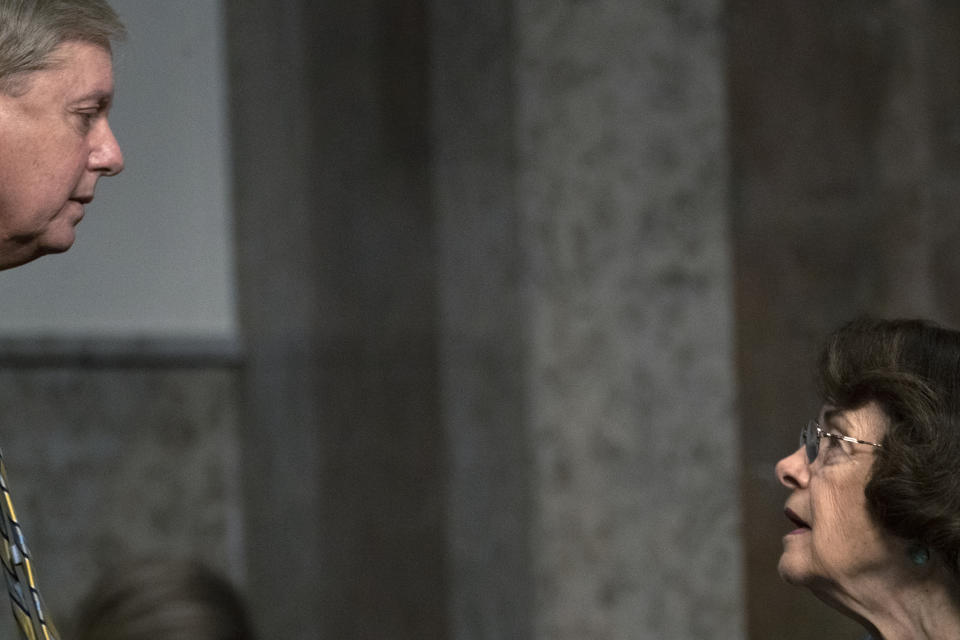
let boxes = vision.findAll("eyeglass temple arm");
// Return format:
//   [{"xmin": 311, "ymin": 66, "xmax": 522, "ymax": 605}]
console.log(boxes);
[{"xmin": 821, "ymin": 431, "xmax": 883, "ymax": 449}]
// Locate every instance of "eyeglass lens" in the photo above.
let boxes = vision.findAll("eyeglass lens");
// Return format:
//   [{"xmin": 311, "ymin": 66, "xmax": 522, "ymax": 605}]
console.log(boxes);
[{"xmin": 802, "ymin": 420, "xmax": 819, "ymax": 462}]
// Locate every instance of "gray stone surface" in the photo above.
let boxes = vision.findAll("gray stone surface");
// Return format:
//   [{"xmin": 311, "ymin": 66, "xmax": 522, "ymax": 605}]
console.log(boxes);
[
  {"xmin": 517, "ymin": 1, "xmax": 742, "ymax": 638},
  {"xmin": 0, "ymin": 366, "xmax": 243, "ymax": 631},
  {"xmin": 432, "ymin": 0, "xmax": 743, "ymax": 636}
]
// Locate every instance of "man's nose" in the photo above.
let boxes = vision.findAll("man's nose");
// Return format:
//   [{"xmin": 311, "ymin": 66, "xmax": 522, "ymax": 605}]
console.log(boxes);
[{"xmin": 89, "ymin": 119, "xmax": 124, "ymax": 176}]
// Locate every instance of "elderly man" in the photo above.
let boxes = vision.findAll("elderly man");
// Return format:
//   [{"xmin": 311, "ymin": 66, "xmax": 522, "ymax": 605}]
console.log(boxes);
[
  {"xmin": 0, "ymin": 0, "xmax": 124, "ymax": 271},
  {"xmin": 0, "ymin": 1, "xmax": 125, "ymax": 638}
]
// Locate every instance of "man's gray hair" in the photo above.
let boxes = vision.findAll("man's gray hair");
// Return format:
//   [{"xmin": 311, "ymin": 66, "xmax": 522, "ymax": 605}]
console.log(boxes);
[{"xmin": 0, "ymin": 0, "xmax": 125, "ymax": 94}]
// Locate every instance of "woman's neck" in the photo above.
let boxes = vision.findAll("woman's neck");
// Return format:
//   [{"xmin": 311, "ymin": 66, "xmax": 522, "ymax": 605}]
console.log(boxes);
[{"xmin": 823, "ymin": 568, "xmax": 960, "ymax": 640}]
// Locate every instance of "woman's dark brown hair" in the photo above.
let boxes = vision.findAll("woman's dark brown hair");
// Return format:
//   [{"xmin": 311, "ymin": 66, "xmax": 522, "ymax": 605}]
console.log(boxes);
[{"xmin": 819, "ymin": 317, "xmax": 960, "ymax": 578}]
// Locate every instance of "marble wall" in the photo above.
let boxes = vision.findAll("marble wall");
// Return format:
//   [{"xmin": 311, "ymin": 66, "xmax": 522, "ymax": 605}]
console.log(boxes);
[
  {"xmin": 515, "ymin": 2, "xmax": 741, "ymax": 638},
  {"xmin": 435, "ymin": 0, "xmax": 742, "ymax": 638},
  {"xmin": 0, "ymin": 347, "xmax": 243, "ymax": 633}
]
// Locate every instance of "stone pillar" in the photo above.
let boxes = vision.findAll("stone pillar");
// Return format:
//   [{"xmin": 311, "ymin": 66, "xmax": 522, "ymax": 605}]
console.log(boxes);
[
  {"xmin": 516, "ymin": 2, "xmax": 741, "ymax": 638},
  {"xmin": 435, "ymin": 1, "xmax": 743, "ymax": 638}
]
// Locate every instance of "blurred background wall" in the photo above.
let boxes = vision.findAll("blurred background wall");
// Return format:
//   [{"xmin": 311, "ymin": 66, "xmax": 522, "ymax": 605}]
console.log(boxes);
[
  {"xmin": 228, "ymin": 0, "xmax": 739, "ymax": 637},
  {"xmin": 0, "ymin": 1, "xmax": 955, "ymax": 639}
]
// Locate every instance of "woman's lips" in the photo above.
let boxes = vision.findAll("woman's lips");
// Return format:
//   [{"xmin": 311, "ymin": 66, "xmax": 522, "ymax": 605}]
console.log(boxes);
[{"xmin": 785, "ymin": 507, "xmax": 811, "ymax": 534}]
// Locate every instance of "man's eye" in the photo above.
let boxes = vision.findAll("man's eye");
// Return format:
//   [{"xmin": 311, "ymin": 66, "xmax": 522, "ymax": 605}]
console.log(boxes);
[{"xmin": 76, "ymin": 110, "xmax": 99, "ymax": 130}]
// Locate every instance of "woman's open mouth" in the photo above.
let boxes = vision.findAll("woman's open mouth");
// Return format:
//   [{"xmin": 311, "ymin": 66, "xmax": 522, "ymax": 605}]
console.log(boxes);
[{"xmin": 784, "ymin": 508, "xmax": 811, "ymax": 534}]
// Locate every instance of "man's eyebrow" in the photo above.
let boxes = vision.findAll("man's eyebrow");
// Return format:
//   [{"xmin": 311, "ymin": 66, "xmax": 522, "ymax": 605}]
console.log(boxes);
[{"xmin": 71, "ymin": 90, "xmax": 113, "ymax": 106}]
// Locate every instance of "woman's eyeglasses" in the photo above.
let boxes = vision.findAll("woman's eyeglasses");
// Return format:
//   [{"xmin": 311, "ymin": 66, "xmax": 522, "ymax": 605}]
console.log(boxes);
[{"xmin": 800, "ymin": 419, "xmax": 882, "ymax": 463}]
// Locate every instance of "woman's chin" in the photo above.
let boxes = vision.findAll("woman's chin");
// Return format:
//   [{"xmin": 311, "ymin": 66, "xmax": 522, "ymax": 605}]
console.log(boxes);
[{"xmin": 777, "ymin": 554, "xmax": 810, "ymax": 586}]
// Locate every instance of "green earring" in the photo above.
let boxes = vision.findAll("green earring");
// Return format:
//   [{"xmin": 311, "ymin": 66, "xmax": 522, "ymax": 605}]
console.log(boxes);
[{"xmin": 909, "ymin": 545, "xmax": 930, "ymax": 566}]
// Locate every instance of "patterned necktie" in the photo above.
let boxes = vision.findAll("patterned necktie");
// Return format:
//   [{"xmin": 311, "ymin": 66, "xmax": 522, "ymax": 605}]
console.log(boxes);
[{"xmin": 0, "ymin": 449, "xmax": 59, "ymax": 640}]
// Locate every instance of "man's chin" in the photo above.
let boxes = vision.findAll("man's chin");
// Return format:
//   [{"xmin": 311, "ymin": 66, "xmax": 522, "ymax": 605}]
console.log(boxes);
[
  {"xmin": 0, "ymin": 235, "xmax": 70, "ymax": 270},
  {"xmin": 38, "ymin": 227, "xmax": 78, "ymax": 255},
  {"xmin": 41, "ymin": 242, "xmax": 72, "ymax": 254}
]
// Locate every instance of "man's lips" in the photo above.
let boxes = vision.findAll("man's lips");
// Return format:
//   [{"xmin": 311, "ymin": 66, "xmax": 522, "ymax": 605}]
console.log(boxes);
[{"xmin": 785, "ymin": 507, "xmax": 810, "ymax": 534}]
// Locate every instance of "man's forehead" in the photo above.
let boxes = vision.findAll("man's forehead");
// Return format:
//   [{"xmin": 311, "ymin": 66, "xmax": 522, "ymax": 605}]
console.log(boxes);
[
  {"xmin": 46, "ymin": 38, "xmax": 113, "ymax": 66},
  {"xmin": 9, "ymin": 41, "xmax": 115, "ymax": 101}
]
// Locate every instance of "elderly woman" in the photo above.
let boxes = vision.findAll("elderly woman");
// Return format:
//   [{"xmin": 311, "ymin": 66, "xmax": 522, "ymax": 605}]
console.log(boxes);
[{"xmin": 776, "ymin": 318, "xmax": 960, "ymax": 639}]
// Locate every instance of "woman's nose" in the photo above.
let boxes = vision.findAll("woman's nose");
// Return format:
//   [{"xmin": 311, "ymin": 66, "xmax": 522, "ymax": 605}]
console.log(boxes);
[{"xmin": 775, "ymin": 447, "xmax": 809, "ymax": 489}]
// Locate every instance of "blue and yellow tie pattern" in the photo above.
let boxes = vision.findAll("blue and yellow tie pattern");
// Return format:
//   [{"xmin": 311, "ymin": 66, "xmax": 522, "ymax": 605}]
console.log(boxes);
[{"xmin": 0, "ymin": 450, "xmax": 58, "ymax": 640}]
